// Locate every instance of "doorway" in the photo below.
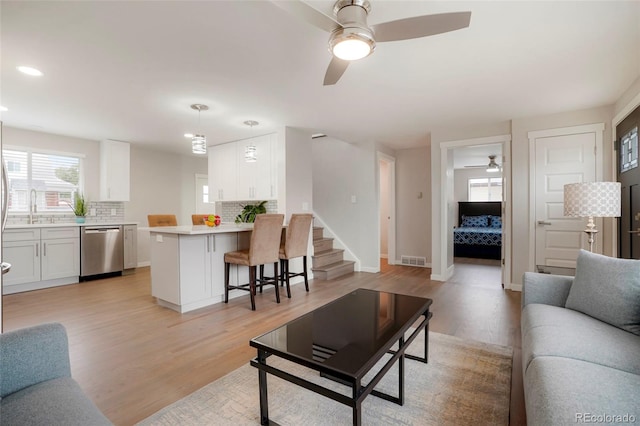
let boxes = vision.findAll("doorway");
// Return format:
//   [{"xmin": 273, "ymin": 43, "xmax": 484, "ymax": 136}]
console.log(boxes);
[
  {"xmin": 438, "ymin": 135, "xmax": 511, "ymax": 288},
  {"xmin": 378, "ymin": 153, "xmax": 396, "ymax": 268},
  {"xmin": 616, "ymin": 105, "xmax": 640, "ymax": 259},
  {"xmin": 195, "ymin": 174, "xmax": 213, "ymax": 215}
]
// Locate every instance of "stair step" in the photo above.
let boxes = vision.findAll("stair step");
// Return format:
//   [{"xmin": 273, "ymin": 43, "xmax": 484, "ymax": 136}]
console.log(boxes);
[
  {"xmin": 313, "ymin": 237, "xmax": 333, "ymax": 253},
  {"xmin": 312, "ymin": 260, "xmax": 355, "ymax": 280},
  {"xmin": 312, "ymin": 227, "xmax": 324, "ymax": 240},
  {"xmin": 312, "ymin": 248, "xmax": 345, "ymax": 268}
]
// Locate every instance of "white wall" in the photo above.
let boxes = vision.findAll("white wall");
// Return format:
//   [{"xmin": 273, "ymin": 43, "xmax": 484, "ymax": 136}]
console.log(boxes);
[
  {"xmin": 395, "ymin": 147, "xmax": 430, "ymax": 264},
  {"xmin": 312, "ymin": 137, "xmax": 379, "ymax": 271},
  {"xmin": 126, "ymin": 146, "xmax": 207, "ymax": 264},
  {"xmin": 283, "ymin": 127, "xmax": 313, "ymax": 220},
  {"xmin": 379, "ymin": 160, "xmax": 389, "ymax": 257}
]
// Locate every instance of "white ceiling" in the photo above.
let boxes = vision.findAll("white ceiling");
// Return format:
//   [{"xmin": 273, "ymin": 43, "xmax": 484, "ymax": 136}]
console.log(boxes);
[{"xmin": 1, "ymin": 1, "xmax": 639, "ymax": 157}]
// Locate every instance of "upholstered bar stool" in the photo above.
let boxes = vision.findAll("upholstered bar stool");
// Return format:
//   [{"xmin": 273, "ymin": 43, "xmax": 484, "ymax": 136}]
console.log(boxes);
[
  {"xmin": 279, "ymin": 213, "xmax": 313, "ymax": 298},
  {"xmin": 147, "ymin": 214, "xmax": 177, "ymax": 227},
  {"xmin": 224, "ymin": 214, "xmax": 284, "ymax": 311}
]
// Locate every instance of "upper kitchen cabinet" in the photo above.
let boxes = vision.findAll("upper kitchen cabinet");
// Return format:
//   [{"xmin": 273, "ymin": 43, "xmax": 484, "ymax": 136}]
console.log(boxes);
[
  {"xmin": 209, "ymin": 142, "xmax": 238, "ymax": 202},
  {"xmin": 100, "ymin": 139, "xmax": 130, "ymax": 201},
  {"xmin": 209, "ymin": 133, "xmax": 277, "ymax": 202},
  {"xmin": 237, "ymin": 134, "xmax": 276, "ymax": 200}
]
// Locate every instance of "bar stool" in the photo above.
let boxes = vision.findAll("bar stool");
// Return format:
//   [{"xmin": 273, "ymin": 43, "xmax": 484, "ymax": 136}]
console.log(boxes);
[
  {"xmin": 279, "ymin": 213, "xmax": 313, "ymax": 298},
  {"xmin": 224, "ymin": 214, "xmax": 284, "ymax": 311},
  {"xmin": 147, "ymin": 215, "xmax": 177, "ymax": 227}
]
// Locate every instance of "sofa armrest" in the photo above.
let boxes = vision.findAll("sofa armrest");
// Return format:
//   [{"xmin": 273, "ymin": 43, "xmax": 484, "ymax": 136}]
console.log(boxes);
[
  {"xmin": 0, "ymin": 322, "xmax": 72, "ymax": 398},
  {"xmin": 522, "ymin": 272, "xmax": 573, "ymax": 310}
]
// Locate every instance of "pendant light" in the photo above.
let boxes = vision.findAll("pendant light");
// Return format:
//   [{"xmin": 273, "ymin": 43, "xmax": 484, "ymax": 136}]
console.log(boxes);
[
  {"xmin": 190, "ymin": 104, "xmax": 208, "ymax": 155},
  {"xmin": 243, "ymin": 120, "xmax": 259, "ymax": 162}
]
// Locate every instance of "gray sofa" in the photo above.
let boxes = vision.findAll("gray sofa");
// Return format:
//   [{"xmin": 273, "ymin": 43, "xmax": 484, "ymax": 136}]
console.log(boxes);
[
  {"xmin": 0, "ymin": 322, "xmax": 112, "ymax": 425},
  {"xmin": 521, "ymin": 250, "xmax": 640, "ymax": 425}
]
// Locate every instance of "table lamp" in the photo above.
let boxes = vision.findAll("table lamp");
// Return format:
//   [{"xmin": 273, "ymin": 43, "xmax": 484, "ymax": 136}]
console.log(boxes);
[{"xmin": 563, "ymin": 182, "xmax": 621, "ymax": 252}]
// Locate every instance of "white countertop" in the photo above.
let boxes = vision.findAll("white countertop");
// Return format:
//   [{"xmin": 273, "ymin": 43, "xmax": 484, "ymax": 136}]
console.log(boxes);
[
  {"xmin": 6, "ymin": 221, "xmax": 138, "ymax": 229},
  {"xmin": 148, "ymin": 223, "xmax": 255, "ymax": 235}
]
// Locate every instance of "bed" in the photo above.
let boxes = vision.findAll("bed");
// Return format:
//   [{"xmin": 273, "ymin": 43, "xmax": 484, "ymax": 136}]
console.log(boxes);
[{"xmin": 454, "ymin": 201, "xmax": 502, "ymax": 260}]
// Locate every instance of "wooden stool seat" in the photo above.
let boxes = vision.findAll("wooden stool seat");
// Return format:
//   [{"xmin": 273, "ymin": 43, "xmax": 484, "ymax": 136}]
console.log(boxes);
[{"xmin": 279, "ymin": 213, "xmax": 313, "ymax": 298}]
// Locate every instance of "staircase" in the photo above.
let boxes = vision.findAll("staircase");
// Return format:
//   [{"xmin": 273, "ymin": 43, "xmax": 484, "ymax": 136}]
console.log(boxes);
[{"xmin": 311, "ymin": 226, "xmax": 355, "ymax": 280}]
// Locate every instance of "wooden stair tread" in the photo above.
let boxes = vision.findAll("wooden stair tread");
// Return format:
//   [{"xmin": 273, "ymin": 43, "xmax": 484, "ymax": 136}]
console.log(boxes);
[
  {"xmin": 312, "ymin": 260, "xmax": 355, "ymax": 272},
  {"xmin": 313, "ymin": 248, "xmax": 344, "ymax": 257}
]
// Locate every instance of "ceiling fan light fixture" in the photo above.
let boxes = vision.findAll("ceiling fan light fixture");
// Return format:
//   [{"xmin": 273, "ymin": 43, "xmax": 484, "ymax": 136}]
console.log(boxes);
[
  {"xmin": 329, "ymin": 27, "xmax": 375, "ymax": 61},
  {"xmin": 486, "ymin": 155, "xmax": 500, "ymax": 173}
]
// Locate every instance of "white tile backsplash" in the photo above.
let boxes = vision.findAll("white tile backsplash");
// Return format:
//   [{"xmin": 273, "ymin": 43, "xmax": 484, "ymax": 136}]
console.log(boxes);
[
  {"xmin": 216, "ymin": 200, "xmax": 278, "ymax": 223},
  {"xmin": 6, "ymin": 201, "xmax": 125, "ymax": 225}
]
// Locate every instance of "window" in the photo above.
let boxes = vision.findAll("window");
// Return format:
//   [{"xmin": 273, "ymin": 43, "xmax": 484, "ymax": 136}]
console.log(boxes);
[
  {"xmin": 3, "ymin": 148, "xmax": 83, "ymax": 213},
  {"xmin": 468, "ymin": 178, "xmax": 502, "ymax": 201},
  {"xmin": 620, "ymin": 126, "xmax": 638, "ymax": 173}
]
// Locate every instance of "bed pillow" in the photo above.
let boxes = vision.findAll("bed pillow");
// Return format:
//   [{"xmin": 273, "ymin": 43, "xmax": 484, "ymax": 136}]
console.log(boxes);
[
  {"xmin": 461, "ymin": 215, "xmax": 489, "ymax": 228},
  {"xmin": 565, "ymin": 250, "xmax": 640, "ymax": 336},
  {"xmin": 489, "ymin": 215, "xmax": 502, "ymax": 228}
]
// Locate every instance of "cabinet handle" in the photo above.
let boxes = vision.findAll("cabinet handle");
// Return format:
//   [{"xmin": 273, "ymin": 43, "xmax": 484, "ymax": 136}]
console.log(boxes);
[
  {"xmin": 271, "ymin": 185, "xmax": 273, "ymax": 197},
  {"xmin": 43, "ymin": 242, "xmax": 47, "ymax": 257},
  {"xmin": 108, "ymin": 188, "xmax": 111, "ymax": 199},
  {"xmin": 212, "ymin": 235, "xmax": 216, "ymax": 252},
  {"xmin": 36, "ymin": 243, "xmax": 39, "ymax": 257},
  {"xmin": 207, "ymin": 236, "xmax": 210, "ymax": 253}
]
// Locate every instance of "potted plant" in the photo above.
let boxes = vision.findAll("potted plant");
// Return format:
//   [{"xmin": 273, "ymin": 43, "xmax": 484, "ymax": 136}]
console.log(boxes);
[
  {"xmin": 70, "ymin": 193, "xmax": 88, "ymax": 223},
  {"xmin": 235, "ymin": 201, "xmax": 267, "ymax": 223}
]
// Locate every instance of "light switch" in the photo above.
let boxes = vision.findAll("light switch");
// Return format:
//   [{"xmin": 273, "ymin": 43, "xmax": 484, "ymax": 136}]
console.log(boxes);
[
  {"xmin": 156, "ymin": 234, "xmax": 163, "ymax": 243},
  {"xmin": 351, "ymin": 195, "xmax": 357, "ymax": 203},
  {"xmin": 111, "ymin": 209, "xmax": 117, "ymax": 216},
  {"xmin": 302, "ymin": 202, "xmax": 309, "ymax": 211}
]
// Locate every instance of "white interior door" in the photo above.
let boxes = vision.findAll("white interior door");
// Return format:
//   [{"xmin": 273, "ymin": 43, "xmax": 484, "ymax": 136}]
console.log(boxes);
[
  {"xmin": 531, "ymin": 125, "xmax": 603, "ymax": 273},
  {"xmin": 195, "ymin": 174, "xmax": 213, "ymax": 215}
]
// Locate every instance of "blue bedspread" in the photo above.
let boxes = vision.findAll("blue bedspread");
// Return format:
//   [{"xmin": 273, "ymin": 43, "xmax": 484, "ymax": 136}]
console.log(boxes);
[{"xmin": 454, "ymin": 227, "xmax": 502, "ymax": 246}]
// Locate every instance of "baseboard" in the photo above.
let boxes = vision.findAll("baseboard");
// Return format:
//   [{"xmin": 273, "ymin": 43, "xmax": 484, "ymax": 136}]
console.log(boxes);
[
  {"xmin": 360, "ymin": 266, "xmax": 379, "ymax": 273},
  {"xmin": 508, "ymin": 283, "xmax": 522, "ymax": 292},
  {"xmin": 380, "ymin": 254, "xmax": 388, "ymax": 259},
  {"xmin": 137, "ymin": 261, "xmax": 151, "ymax": 268}
]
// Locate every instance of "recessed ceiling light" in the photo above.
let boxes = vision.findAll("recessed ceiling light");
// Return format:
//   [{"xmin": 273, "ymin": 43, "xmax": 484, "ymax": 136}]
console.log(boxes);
[
  {"xmin": 0, "ymin": 106, "xmax": 7, "ymax": 112},
  {"xmin": 17, "ymin": 66, "xmax": 43, "ymax": 76},
  {"xmin": 184, "ymin": 133, "xmax": 194, "ymax": 138},
  {"xmin": 311, "ymin": 133, "xmax": 327, "ymax": 139}
]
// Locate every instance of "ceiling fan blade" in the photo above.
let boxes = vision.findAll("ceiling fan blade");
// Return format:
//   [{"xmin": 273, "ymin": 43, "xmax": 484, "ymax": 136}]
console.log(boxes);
[
  {"xmin": 323, "ymin": 57, "xmax": 350, "ymax": 86},
  {"xmin": 271, "ymin": 0, "xmax": 340, "ymax": 33},
  {"xmin": 371, "ymin": 11, "xmax": 471, "ymax": 42}
]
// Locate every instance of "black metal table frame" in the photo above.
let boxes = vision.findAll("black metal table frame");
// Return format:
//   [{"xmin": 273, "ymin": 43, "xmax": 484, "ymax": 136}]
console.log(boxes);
[{"xmin": 250, "ymin": 310, "xmax": 432, "ymax": 426}]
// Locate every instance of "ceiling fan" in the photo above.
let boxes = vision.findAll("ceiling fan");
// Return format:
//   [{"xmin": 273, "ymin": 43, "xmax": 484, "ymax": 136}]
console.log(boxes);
[
  {"xmin": 272, "ymin": 0, "xmax": 471, "ymax": 85},
  {"xmin": 465, "ymin": 155, "xmax": 501, "ymax": 173}
]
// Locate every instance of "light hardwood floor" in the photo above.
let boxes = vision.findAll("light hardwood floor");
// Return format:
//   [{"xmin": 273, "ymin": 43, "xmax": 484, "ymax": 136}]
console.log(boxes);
[{"xmin": 2, "ymin": 260, "xmax": 525, "ymax": 426}]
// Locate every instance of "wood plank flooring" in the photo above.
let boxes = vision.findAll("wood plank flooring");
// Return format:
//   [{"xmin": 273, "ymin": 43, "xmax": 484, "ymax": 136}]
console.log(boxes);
[{"xmin": 2, "ymin": 259, "xmax": 525, "ymax": 426}]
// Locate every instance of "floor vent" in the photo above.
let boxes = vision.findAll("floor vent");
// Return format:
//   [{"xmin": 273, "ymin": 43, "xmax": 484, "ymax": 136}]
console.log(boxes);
[{"xmin": 400, "ymin": 255, "xmax": 427, "ymax": 267}]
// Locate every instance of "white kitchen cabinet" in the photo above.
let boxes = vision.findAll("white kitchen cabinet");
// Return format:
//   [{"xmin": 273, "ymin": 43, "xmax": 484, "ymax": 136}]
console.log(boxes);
[
  {"xmin": 209, "ymin": 142, "xmax": 238, "ymax": 201},
  {"xmin": 2, "ymin": 227, "xmax": 79, "ymax": 293},
  {"xmin": 150, "ymin": 230, "xmax": 246, "ymax": 313},
  {"xmin": 208, "ymin": 133, "xmax": 277, "ymax": 202},
  {"xmin": 123, "ymin": 224, "xmax": 138, "ymax": 269},
  {"xmin": 100, "ymin": 139, "xmax": 130, "ymax": 201},
  {"xmin": 3, "ymin": 240, "xmax": 41, "ymax": 286},
  {"xmin": 237, "ymin": 134, "xmax": 276, "ymax": 200}
]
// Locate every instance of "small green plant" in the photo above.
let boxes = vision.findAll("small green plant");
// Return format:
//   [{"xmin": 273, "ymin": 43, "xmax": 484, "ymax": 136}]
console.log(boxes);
[
  {"xmin": 69, "ymin": 193, "xmax": 87, "ymax": 217},
  {"xmin": 235, "ymin": 201, "xmax": 267, "ymax": 223}
]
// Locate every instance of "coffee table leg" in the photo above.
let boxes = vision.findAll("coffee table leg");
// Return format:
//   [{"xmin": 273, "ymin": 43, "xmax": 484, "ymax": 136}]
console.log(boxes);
[
  {"xmin": 258, "ymin": 349, "xmax": 269, "ymax": 425},
  {"xmin": 399, "ymin": 336, "xmax": 405, "ymax": 405},
  {"xmin": 353, "ymin": 380, "xmax": 362, "ymax": 426}
]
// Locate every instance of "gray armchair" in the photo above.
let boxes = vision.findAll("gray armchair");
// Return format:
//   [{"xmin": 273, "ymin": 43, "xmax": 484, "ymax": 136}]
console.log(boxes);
[{"xmin": 0, "ymin": 322, "xmax": 112, "ymax": 425}]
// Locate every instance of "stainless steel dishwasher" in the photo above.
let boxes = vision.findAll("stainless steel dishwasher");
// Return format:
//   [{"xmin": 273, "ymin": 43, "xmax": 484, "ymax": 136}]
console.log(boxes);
[{"xmin": 81, "ymin": 226, "xmax": 124, "ymax": 278}]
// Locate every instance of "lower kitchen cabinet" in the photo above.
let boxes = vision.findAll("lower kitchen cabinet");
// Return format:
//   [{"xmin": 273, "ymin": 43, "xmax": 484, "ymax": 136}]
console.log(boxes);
[
  {"xmin": 150, "ymin": 231, "xmax": 250, "ymax": 313},
  {"xmin": 123, "ymin": 224, "xmax": 138, "ymax": 269},
  {"xmin": 2, "ymin": 227, "xmax": 80, "ymax": 294}
]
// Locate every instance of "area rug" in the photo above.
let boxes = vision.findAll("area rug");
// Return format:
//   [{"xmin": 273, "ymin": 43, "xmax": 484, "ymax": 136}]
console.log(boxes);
[{"xmin": 138, "ymin": 332, "xmax": 513, "ymax": 426}]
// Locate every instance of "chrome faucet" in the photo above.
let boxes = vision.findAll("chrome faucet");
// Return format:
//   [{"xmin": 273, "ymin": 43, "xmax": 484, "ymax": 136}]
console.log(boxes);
[{"xmin": 29, "ymin": 189, "xmax": 37, "ymax": 224}]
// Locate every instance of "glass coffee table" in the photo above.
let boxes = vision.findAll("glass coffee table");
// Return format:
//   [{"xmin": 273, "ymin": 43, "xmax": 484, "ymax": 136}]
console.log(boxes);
[{"xmin": 250, "ymin": 288, "xmax": 433, "ymax": 426}]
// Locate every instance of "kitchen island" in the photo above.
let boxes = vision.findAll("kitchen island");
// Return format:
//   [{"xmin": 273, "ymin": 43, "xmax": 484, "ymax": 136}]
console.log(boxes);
[{"xmin": 149, "ymin": 224, "xmax": 274, "ymax": 313}]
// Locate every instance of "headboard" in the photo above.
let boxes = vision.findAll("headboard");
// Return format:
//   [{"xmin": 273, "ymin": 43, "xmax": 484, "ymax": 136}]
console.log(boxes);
[{"xmin": 458, "ymin": 202, "xmax": 502, "ymax": 226}]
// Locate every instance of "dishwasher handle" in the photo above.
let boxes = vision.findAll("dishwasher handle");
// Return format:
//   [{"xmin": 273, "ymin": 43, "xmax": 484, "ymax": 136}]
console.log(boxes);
[{"xmin": 84, "ymin": 228, "xmax": 121, "ymax": 234}]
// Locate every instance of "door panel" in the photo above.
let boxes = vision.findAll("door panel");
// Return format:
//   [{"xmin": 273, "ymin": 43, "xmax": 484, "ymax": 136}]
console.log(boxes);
[
  {"xmin": 617, "ymin": 106, "xmax": 640, "ymax": 259},
  {"xmin": 534, "ymin": 131, "xmax": 598, "ymax": 272}
]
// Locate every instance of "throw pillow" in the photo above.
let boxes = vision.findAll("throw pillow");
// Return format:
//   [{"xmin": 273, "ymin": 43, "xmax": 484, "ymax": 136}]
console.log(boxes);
[
  {"xmin": 461, "ymin": 215, "xmax": 489, "ymax": 228},
  {"xmin": 565, "ymin": 249, "xmax": 640, "ymax": 336},
  {"xmin": 490, "ymin": 215, "xmax": 502, "ymax": 229}
]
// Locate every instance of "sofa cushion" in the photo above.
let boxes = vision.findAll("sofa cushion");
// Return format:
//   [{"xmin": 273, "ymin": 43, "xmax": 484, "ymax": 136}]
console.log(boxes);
[
  {"xmin": 0, "ymin": 377, "xmax": 112, "ymax": 425},
  {"xmin": 565, "ymin": 249, "xmax": 640, "ymax": 335},
  {"xmin": 524, "ymin": 356, "xmax": 640, "ymax": 426},
  {"xmin": 522, "ymin": 304, "xmax": 640, "ymax": 376}
]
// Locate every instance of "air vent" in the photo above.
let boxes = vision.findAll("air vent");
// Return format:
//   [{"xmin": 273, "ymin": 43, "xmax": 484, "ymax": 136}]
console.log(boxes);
[{"xmin": 400, "ymin": 255, "xmax": 427, "ymax": 267}]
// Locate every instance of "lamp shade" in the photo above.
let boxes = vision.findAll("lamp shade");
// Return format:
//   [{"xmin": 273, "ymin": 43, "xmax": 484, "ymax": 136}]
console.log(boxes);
[{"xmin": 563, "ymin": 182, "xmax": 621, "ymax": 218}]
